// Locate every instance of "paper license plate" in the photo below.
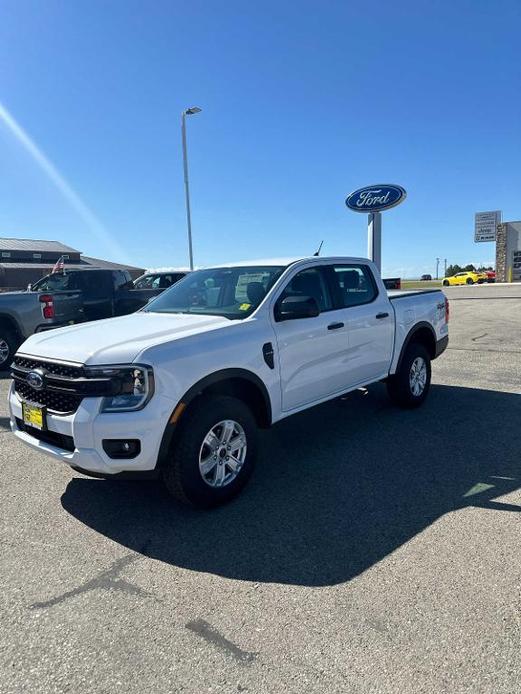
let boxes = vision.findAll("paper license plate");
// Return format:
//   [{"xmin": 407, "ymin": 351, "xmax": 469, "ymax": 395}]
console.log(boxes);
[{"xmin": 22, "ymin": 402, "xmax": 46, "ymax": 430}]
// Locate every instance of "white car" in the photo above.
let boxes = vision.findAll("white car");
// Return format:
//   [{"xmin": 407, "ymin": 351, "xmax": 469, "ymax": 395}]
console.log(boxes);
[{"xmin": 9, "ymin": 256, "xmax": 449, "ymax": 508}]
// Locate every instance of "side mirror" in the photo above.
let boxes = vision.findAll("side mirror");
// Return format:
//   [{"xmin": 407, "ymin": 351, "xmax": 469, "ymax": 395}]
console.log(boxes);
[{"xmin": 276, "ymin": 295, "xmax": 320, "ymax": 321}]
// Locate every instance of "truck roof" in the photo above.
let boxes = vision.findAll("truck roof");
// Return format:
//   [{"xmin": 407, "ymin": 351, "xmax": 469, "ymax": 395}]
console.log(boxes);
[{"xmin": 205, "ymin": 256, "xmax": 373, "ymax": 268}]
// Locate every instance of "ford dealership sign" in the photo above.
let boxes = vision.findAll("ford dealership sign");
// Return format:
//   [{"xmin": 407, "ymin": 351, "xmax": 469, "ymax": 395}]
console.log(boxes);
[{"xmin": 345, "ymin": 184, "xmax": 406, "ymax": 213}]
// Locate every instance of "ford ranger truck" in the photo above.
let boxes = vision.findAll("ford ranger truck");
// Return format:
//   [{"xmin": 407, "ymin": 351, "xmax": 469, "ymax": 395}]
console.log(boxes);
[{"xmin": 9, "ymin": 257, "xmax": 449, "ymax": 508}]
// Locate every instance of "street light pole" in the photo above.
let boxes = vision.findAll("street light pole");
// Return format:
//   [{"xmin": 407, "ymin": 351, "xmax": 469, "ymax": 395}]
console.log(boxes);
[
  {"xmin": 181, "ymin": 106, "xmax": 202, "ymax": 271},
  {"xmin": 444, "ymin": 258, "xmax": 447, "ymax": 276},
  {"xmin": 435, "ymin": 257, "xmax": 440, "ymax": 280}
]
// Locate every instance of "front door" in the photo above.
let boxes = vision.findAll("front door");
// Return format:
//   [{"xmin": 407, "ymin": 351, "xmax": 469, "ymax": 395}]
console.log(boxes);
[{"xmin": 272, "ymin": 266, "xmax": 351, "ymax": 411}]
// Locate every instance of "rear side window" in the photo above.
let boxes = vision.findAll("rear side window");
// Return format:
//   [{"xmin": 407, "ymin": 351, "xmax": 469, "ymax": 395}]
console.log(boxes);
[
  {"xmin": 330, "ymin": 265, "xmax": 377, "ymax": 307},
  {"xmin": 113, "ymin": 271, "xmax": 129, "ymax": 289},
  {"xmin": 81, "ymin": 272, "xmax": 110, "ymax": 298}
]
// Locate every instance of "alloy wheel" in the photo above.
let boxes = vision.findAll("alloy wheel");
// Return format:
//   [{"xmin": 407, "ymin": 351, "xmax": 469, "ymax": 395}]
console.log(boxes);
[
  {"xmin": 198, "ymin": 419, "xmax": 247, "ymax": 488},
  {"xmin": 0, "ymin": 339, "xmax": 10, "ymax": 366},
  {"xmin": 409, "ymin": 357, "xmax": 427, "ymax": 397}
]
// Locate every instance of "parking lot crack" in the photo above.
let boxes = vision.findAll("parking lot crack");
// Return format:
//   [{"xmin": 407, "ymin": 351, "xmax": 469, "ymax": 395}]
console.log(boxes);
[
  {"xmin": 30, "ymin": 551, "xmax": 155, "ymax": 609},
  {"xmin": 186, "ymin": 619, "xmax": 257, "ymax": 664}
]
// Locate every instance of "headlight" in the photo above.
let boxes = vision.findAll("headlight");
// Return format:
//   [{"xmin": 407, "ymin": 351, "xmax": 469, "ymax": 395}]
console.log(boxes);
[{"xmin": 85, "ymin": 364, "xmax": 154, "ymax": 412}]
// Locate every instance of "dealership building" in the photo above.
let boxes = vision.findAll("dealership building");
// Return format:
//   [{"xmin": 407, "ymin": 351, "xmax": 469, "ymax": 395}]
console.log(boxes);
[
  {"xmin": 0, "ymin": 238, "xmax": 144, "ymax": 290},
  {"xmin": 496, "ymin": 222, "xmax": 521, "ymax": 282}
]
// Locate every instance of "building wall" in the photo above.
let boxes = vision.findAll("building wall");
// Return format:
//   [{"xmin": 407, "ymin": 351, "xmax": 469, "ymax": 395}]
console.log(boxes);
[
  {"xmin": 496, "ymin": 223, "xmax": 507, "ymax": 282},
  {"xmin": 495, "ymin": 221, "xmax": 521, "ymax": 282}
]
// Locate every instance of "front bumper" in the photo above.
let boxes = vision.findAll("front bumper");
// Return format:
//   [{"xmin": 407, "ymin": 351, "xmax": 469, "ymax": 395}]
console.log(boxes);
[{"xmin": 8, "ymin": 381, "xmax": 176, "ymax": 476}]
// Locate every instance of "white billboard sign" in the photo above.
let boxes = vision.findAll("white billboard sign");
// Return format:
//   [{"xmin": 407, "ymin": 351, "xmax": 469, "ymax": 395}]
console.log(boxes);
[{"xmin": 475, "ymin": 210, "xmax": 501, "ymax": 243}]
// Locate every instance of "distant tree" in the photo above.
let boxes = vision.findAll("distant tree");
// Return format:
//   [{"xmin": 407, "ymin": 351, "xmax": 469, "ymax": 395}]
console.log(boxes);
[
  {"xmin": 445, "ymin": 264, "xmax": 462, "ymax": 276},
  {"xmin": 463, "ymin": 264, "xmax": 476, "ymax": 272}
]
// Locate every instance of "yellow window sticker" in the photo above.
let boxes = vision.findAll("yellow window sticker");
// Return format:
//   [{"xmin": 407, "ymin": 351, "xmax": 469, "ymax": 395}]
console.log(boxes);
[{"xmin": 239, "ymin": 303, "xmax": 251, "ymax": 311}]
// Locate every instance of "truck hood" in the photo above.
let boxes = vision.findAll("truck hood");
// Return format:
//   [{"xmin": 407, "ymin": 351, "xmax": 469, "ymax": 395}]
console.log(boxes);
[{"xmin": 18, "ymin": 312, "xmax": 231, "ymax": 365}]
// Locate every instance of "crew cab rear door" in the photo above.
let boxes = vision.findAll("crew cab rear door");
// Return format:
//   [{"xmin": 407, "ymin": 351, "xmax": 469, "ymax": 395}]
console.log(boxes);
[
  {"xmin": 328, "ymin": 263, "xmax": 394, "ymax": 386},
  {"xmin": 77, "ymin": 271, "xmax": 114, "ymax": 321}
]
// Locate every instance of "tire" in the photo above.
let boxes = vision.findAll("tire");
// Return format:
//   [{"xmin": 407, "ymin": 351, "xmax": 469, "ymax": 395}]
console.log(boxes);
[
  {"xmin": 477, "ymin": 279, "xmax": 484, "ymax": 284},
  {"xmin": 442, "ymin": 280, "xmax": 449, "ymax": 286},
  {"xmin": 466, "ymin": 278, "xmax": 474, "ymax": 285},
  {"xmin": 0, "ymin": 327, "xmax": 19, "ymax": 370},
  {"xmin": 387, "ymin": 342, "xmax": 431, "ymax": 409},
  {"xmin": 162, "ymin": 395, "xmax": 258, "ymax": 508}
]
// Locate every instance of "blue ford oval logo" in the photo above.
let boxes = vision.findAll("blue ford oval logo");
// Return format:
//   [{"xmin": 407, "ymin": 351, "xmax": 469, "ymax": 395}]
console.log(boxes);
[
  {"xmin": 345, "ymin": 184, "xmax": 407, "ymax": 213},
  {"xmin": 27, "ymin": 370, "xmax": 44, "ymax": 390}
]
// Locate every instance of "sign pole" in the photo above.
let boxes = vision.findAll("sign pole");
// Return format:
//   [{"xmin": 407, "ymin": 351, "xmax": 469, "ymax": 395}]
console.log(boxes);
[
  {"xmin": 346, "ymin": 184, "xmax": 406, "ymax": 273},
  {"xmin": 368, "ymin": 211, "xmax": 382, "ymax": 271}
]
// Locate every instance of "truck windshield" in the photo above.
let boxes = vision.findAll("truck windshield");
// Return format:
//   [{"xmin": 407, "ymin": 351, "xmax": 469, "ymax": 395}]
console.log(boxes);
[{"xmin": 144, "ymin": 265, "xmax": 285, "ymax": 319}]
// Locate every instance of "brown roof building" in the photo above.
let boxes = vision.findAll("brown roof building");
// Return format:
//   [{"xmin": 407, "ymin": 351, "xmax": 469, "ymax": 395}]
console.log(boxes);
[{"xmin": 0, "ymin": 238, "xmax": 144, "ymax": 289}]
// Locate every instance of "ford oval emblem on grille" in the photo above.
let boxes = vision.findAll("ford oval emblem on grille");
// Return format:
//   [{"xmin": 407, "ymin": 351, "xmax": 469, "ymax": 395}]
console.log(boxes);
[{"xmin": 27, "ymin": 370, "xmax": 44, "ymax": 390}]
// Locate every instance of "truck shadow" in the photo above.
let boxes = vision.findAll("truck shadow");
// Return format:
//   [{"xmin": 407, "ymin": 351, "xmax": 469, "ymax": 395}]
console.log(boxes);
[{"xmin": 61, "ymin": 384, "xmax": 520, "ymax": 586}]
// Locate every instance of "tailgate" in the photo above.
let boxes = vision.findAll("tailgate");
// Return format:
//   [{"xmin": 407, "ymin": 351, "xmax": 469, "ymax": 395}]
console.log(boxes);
[{"xmin": 50, "ymin": 290, "xmax": 84, "ymax": 323}]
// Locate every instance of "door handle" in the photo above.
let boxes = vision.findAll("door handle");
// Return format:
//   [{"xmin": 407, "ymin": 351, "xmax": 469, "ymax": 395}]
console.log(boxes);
[
  {"xmin": 375, "ymin": 312, "xmax": 389, "ymax": 319},
  {"xmin": 327, "ymin": 322, "xmax": 344, "ymax": 330}
]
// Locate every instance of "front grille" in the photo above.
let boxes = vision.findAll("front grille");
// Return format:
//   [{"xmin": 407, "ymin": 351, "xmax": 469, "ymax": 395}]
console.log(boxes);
[
  {"xmin": 14, "ymin": 380, "xmax": 83, "ymax": 414},
  {"xmin": 12, "ymin": 356, "xmax": 84, "ymax": 379},
  {"xmin": 15, "ymin": 417, "xmax": 75, "ymax": 452},
  {"xmin": 12, "ymin": 355, "xmax": 86, "ymax": 414},
  {"xmin": 12, "ymin": 355, "xmax": 113, "ymax": 416}
]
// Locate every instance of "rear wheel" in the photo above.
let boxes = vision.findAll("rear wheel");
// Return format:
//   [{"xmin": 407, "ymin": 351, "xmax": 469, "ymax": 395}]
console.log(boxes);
[
  {"xmin": 162, "ymin": 395, "xmax": 257, "ymax": 508},
  {"xmin": 466, "ymin": 278, "xmax": 474, "ymax": 285},
  {"xmin": 387, "ymin": 342, "xmax": 431, "ymax": 408}
]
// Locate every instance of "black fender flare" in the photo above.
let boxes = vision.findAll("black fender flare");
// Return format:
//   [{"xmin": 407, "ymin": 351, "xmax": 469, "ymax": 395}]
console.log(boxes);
[
  {"xmin": 394, "ymin": 321, "xmax": 437, "ymax": 374},
  {"xmin": 155, "ymin": 368, "xmax": 272, "ymax": 471},
  {"xmin": 0, "ymin": 313, "xmax": 24, "ymax": 341}
]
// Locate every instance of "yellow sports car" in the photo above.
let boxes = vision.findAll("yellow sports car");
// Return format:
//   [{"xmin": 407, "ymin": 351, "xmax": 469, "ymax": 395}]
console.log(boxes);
[{"xmin": 442, "ymin": 271, "xmax": 486, "ymax": 286}]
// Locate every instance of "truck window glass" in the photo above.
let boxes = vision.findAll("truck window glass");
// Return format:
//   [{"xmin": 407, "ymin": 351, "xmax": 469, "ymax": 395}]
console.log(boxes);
[
  {"xmin": 145, "ymin": 265, "xmax": 285, "ymax": 319},
  {"xmin": 113, "ymin": 271, "xmax": 130, "ymax": 290},
  {"xmin": 32, "ymin": 273, "xmax": 75, "ymax": 291},
  {"xmin": 82, "ymin": 273, "xmax": 109, "ymax": 298},
  {"xmin": 331, "ymin": 265, "xmax": 377, "ymax": 307},
  {"xmin": 277, "ymin": 268, "xmax": 332, "ymax": 311}
]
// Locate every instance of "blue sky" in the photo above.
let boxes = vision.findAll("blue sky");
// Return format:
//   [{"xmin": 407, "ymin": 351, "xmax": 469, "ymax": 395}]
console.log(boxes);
[{"xmin": 0, "ymin": 0, "xmax": 519, "ymax": 276}]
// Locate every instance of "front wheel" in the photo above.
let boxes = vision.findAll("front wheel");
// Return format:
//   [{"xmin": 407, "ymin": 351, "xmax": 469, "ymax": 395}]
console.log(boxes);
[
  {"xmin": 442, "ymin": 280, "xmax": 449, "ymax": 286},
  {"xmin": 0, "ymin": 328, "xmax": 19, "ymax": 370},
  {"xmin": 387, "ymin": 343, "xmax": 431, "ymax": 408},
  {"xmin": 162, "ymin": 395, "xmax": 258, "ymax": 508}
]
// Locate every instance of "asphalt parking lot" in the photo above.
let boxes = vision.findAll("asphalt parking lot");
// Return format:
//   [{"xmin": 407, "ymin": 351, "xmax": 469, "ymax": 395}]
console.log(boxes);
[{"xmin": 1, "ymin": 283, "xmax": 520, "ymax": 694}]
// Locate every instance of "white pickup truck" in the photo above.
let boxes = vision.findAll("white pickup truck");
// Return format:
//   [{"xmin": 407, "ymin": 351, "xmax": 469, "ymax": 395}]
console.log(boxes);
[{"xmin": 9, "ymin": 256, "xmax": 449, "ymax": 507}]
